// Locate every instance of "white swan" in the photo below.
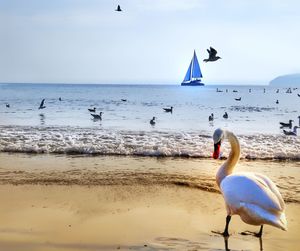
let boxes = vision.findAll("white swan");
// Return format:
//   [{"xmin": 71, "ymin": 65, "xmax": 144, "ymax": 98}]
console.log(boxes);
[{"xmin": 212, "ymin": 128, "xmax": 287, "ymax": 237}]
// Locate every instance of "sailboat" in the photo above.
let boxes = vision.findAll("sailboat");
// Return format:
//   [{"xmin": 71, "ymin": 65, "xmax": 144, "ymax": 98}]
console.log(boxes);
[{"xmin": 181, "ymin": 50, "xmax": 204, "ymax": 86}]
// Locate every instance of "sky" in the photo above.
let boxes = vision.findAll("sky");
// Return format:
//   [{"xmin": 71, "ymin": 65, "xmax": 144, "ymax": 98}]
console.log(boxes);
[{"xmin": 1, "ymin": 0, "xmax": 300, "ymax": 85}]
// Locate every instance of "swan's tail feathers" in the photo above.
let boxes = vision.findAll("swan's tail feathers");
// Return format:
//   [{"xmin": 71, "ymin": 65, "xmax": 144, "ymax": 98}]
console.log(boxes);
[{"xmin": 277, "ymin": 212, "xmax": 287, "ymax": 231}]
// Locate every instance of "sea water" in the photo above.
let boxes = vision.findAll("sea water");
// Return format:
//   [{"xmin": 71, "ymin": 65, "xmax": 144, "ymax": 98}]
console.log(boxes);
[{"xmin": 0, "ymin": 83, "xmax": 299, "ymax": 159}]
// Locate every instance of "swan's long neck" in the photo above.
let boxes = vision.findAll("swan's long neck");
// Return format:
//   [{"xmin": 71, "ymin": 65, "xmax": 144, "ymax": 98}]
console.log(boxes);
[{"xmin": 216, "ymin": 131, "xmax": 240, "ymax": 187}]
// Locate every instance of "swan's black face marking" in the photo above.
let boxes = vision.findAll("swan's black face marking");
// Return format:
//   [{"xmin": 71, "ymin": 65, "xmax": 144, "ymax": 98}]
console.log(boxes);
[{"xmin": 213, "ymin": 141, "xmax": 221, "ymax": 159}]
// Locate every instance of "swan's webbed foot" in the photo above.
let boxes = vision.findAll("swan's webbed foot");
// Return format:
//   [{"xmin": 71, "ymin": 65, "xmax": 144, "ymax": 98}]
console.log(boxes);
[
  {"xmin": 240, "ymin": 225, "xmax": 263, "ymax": 238},
  {"xmin": 211, "ymin": 230, "xmax": 230, "ymax": 238}
]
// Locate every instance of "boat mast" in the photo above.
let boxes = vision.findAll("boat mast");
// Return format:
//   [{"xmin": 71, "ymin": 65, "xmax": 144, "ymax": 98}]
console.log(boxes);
[{"xmin": 190, "ymin": 50, "xmax": 195, "ymax": 82}]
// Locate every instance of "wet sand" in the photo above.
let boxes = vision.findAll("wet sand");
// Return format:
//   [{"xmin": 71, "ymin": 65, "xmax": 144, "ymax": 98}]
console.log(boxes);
[{"xmin": 0, "ymin": 153, "xmax": 299, "ymax": 250}]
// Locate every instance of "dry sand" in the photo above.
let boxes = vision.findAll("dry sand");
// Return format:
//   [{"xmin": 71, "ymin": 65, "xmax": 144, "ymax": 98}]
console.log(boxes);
[{"xmin": 0, "ymin": 153, "xmax": 299, "ymax": 251}]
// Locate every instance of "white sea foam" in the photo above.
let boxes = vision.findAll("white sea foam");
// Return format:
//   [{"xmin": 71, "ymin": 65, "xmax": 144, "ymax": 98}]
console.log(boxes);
[{"xmin": 0, "ymin": 126, "xmax": 299, "ymax": 160}]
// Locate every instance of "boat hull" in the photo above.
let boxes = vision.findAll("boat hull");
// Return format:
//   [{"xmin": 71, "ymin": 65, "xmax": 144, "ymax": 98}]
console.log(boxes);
[{"xmin": 181, "ymin": 80, "xmax": 204, "ymax": 86}]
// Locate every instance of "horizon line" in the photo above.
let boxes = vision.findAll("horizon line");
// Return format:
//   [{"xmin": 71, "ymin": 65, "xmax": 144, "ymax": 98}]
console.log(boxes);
[{"xmin": 0, "ymin": 80, "xmax": 270, "ymax": 86}]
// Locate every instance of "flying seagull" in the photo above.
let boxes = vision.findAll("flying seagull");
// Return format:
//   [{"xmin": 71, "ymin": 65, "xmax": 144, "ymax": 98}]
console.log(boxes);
[
  {"xmin": 115, "ymin": 5, "xmax": 122, "ymax": 11},
  {"xmin": 38, "ymin": 99, "xmax": 46, "ymax": 109},
  {"xmin": 203, "ymin": 47, "xmax": 221, "ymax": 62}
]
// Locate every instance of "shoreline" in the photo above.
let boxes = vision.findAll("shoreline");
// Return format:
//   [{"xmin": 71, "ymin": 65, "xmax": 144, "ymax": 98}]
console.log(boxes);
[{"xmin": 0, "ymin": 153, "xmax": 299, "ymax": 202}]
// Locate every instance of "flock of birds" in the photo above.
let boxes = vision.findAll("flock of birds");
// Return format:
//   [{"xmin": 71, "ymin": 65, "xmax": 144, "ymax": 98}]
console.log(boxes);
[
  {"xmin": 3, "ymin": 86, "xmax": 300, "ymax": 134},
  {"xmin": 209, "ymin": 112, "xmax": 228, "ymax": 122},
  {"xmin": 212, "ymin": 87, "xmax": 300, "ymax": 136},
  {"xmin": 280, "ymin": 118, "xmax": 300, "ymax": 136},
  {"xmin": 86, "ymin": 102, "xmax": 173, "ymax": 126}
]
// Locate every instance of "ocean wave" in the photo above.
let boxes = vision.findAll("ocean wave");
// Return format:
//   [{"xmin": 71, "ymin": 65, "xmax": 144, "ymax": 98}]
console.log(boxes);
[{"xmin": 0, "ymin": 126, "xmax": 300, "ymax": 160}]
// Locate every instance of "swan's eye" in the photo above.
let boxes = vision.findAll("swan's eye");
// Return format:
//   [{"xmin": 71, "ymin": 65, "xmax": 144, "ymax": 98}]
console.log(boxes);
[{"xmin": 213, "ymin": 141, "xmax": 221, "ymax": 159}]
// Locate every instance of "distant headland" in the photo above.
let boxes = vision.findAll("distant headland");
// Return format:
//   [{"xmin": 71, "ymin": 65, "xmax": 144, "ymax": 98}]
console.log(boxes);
[{"xmin": 270, "ymin": 73, "xmax": 300, "ymax": 86}]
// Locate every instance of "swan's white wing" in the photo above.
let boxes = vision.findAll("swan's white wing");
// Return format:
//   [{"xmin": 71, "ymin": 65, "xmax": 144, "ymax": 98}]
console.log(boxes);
[
  {"xmin": 220, "ymin": 172, "xmax": 284, "ymax": 213},
  {"xmin": 253, "ymin": 173, "xmax": 285, "ymax": 210}
]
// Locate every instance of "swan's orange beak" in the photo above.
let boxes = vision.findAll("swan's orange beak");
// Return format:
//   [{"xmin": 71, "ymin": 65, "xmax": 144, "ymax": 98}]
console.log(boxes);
[{"xmin": 213, "ymin": 142, "xmax": 221, "ymax": 159}]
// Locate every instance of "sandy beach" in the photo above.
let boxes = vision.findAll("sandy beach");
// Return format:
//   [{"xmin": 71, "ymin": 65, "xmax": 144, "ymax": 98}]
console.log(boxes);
[{"xmin": 0, "ymin": 153, "xmax": 299, "ymax": 251}]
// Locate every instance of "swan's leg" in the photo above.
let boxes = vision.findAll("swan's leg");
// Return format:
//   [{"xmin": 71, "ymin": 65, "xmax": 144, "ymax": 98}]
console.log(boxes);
[
  {"xmin": 211, "ymin": 215, "xmax": 231, "ymax": 237},
  {"xmin": 223, "ymin": 215, "xmax": 231, "ymax": 237},
  {"xmin": 255, "ymin": 225, "xmax": 263, "ymax": 238}
]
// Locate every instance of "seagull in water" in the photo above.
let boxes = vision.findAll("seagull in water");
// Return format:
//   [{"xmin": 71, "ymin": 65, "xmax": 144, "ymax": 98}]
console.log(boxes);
[
  {"xmin": 279, "ymin": 120, "xmax": 293, "ymax": 129},
  {"xmin": 209, "ymin": 113, "xmax": 214, "ymax": 121},
  {"xmin": 115, "ymin": 5, "xmax": 122, "ymax": 11},
  {"xmin": 283, "ymin": 126, "xmax": 299, "ymax": 136},
  {"xmin": 235, "ymin": 97, "xmax": 241, "ymax": 101},
  {"xmin": 88, "ymin": 107, "xmax": 96, "ymax": 113},
  {"xmin": 38, "ymin": 99, "xmax": 46, "ymax": 109},
  {"xmin": 91, "ymin": 112, "xmax": 103, "ymax": 120},
  {"xmin": 203, "ymin": 47, "xmax": 221, "ymax": 62},
  {"xmin": 150, "ymin": 117, "xmax": 156, "ymax": 126},
  {"xmin": 276, "ymin": 100, "xmax": 279, "ymax": 104},
  {"xmin": 5, "ymin": 103, "xmax": 10, "ymax": 108},
  {"xmin": 163, "ymin": 106, "xmax": 173, "ymax": 113},
  {"xmin": 223, "ymin": 112, "xmax": 228, "ymax": 119}
]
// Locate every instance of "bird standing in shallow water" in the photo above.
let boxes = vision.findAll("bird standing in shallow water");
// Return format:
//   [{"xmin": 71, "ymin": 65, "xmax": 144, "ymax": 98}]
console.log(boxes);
[
  {"xmin": 212, "ymin": 128, "xmax": 287, "ymax": 237},
  {"xmin": 88, "ymin": 107, "xmax": 96, "ymax": 113},
  {"xmin": 203, "ymin": 47, "xmax": 221, "ymax": 62},
  {"xmin": 209, "ymin": 113, "xmax": 214, "ymax": 121},
  {"xmin": 163, "ymin": 106, "xmax": 173, "ymax": 113},
  {"xmin": 115, "ymin": 5, "xmax": 122, "ymax": 11},
  {"xmin": 223, "ymin": 112, "xmax": 228, "ymax": 119},
  {"xmin": 283, "ymin": 126, "xmax": 299, "ymax": 136},
  {"xmin": 91, "ymin": 112, "xmax": 103, "ymax": 120},
  {"xmin": 150, "ymin": 117, "xmax": 156, "ymax": 126},
  {"xmin": 279, "ymin": 120, "xmax": 293, "ymax": 129}
]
